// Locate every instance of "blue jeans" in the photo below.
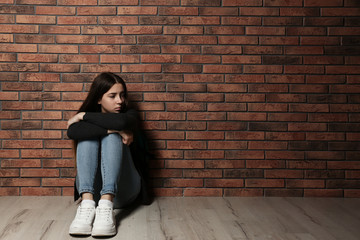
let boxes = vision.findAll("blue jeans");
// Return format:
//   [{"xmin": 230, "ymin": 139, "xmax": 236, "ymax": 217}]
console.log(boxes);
[{"xmin": 76, "ymin": 133, "xmax": 124, "ymax": 196}]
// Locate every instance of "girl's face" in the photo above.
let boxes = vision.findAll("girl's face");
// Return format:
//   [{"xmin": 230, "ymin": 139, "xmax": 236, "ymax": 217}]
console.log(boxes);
[{"xmin": 98, "ymin": 83, "xmax": 125, "ymax": 113}]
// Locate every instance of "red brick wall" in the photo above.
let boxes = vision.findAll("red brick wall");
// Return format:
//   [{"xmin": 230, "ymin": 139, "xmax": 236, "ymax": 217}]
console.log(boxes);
[{"xmin": 1, "ymin": 0, "xmax": 360, "ymax": 197}]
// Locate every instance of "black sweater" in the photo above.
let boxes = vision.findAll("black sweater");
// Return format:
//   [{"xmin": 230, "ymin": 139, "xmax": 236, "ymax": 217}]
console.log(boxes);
[
  {"xmin": 67, "ymin": 108, "xmax": 139, "ymax": 140},
  {"xmin": 67, "ymin": 108, "xmax": 152, "ymax": 206}
]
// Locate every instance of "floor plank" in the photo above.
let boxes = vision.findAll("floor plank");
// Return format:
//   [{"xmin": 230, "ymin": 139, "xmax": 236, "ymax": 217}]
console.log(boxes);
[{"xmin": 0, "ymin": 197, "xmax": 359, "ymax": 240}]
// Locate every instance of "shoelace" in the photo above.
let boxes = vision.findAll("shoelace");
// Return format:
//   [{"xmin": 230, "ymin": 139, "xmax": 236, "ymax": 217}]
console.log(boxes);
[
  {"xmin": 96, "ymin": 207, "xmax": 113, "ymax": 223},
  {"xmin": 77, "ymin": 206, "xmax": 94, "ymax": 221}
]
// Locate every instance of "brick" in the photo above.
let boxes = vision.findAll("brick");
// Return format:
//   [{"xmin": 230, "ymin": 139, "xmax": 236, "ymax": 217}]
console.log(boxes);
[
  {"xmin": 183, "ymin": 169, "xmax": 222, "ymax": 178},
  {"xmin": 22, "ymin": 111, "xmax": 62, "ymax": 120},
  {"xmin": 0, "ymin": 34, "xmax": 14, "ymax": 43},
  {"xmin": 58, "ymin": 0, "xmax": 97, "ymax": 5},
  {"xmin": 0, "ymin": 178, "xmax": 40, "ymax": 187},
  {"xmin": 42, "ymin": 178, "xmax": 74, "ymax": 187},
  {"xmin": 178, "ymin": 35, "xmax": 217, "ymax": 45},
  {"xmin": 288, "ymin": 180, "xmax": 325, "ymax": 189},
  {"xmin": 249, "ymin": 141, "xmax": 287, "ymax": 150},
  {"xmin": 164, "ymin": 179, "xmax": 203, "ymax": 188},
  {"xmin": 207, "ymin": 160, "xmax": 245, "ymax": 169},
  {"xmin": 118, "ymin": 6, "xmax": 157, "ymax": 15},
  {"xmin": 248, "ymin": 103, "xmax": 288, "ymax": 112},
  {"xmin": 224, "ymin": 189, "xmax": 263, "ymax": 197},
  {"xmin": 77, "ymin": 6, "xmax": 116, "ymax": 15},
  {"xmin": 16, "ymin": 15, "xmax": 56, "ymax": 24},
  {"xmin": 166, "ymin": 159, "xmax": 204, "ymax": 168},
  {"xmin": 167, "ymin": 122, "xmax": 206, "ymax": 131},
  {"xmin": 0, "ymin": 63, "xmax": 39, "ymax": 72},
  {"xmin": 36, "ymin": 6, "xmax": 75, "ymax": 15},
  {"xmin": 208, "ymin": 103, "xmax": 246, "ymax": 112},
  {"xmin": 219, "ymin": 36, "xmax": 258, "ymax": 45},
  {"xmin": 208, "ymin": 122, "xmax": 247, "ymax": 131},
  {"xmin": 20, "ymin": 73, "xmax": 60, "ymax": 82},
  {"xmin": 185, "ymin": 93, "xmax": 224, "ymax": 102},
  {"xmin": 184, "ymin": 151, "xmax": 224, "ymax": 160},
  {"xmin": 141, "ymin": 0, "xmax": 179, "ymax": 5},
  {"xmin": 205, "ymin": 179, "xmax": 244, "ymax": 188},
  {"xmin": 43, "ymin": 159, "xmax": 75, "ymax": 168},
  {"xmin": 226, "ymin": 150, "xmax": 264, "ymax": 160},
  {"xmin": 246, "ymin": 179, "xmax": 284, "ymax": 188},
  {"xmin": 3, "ymin": 140, "xmax": 42, "ymax": 149},
  {"xmin": 159, "ymin": 7, "xmax": 198, "ymax": 15},
  {"xmin": 265, "ymin": 170, "xmax": 303, "ymax": 179},
  {"xmin": 246, "ymin": 26, "xmax": 285, "ymax": 35},
  {"xmin": 240, "ymin": 7, "xmax": 279, "ymax": 16},
  {"xmin": 123, "ymin": 26, "xmax": 162, "ymax": 35},
  {"xmin": 0, "ymin": 24, "xmax": 39, "ymax": 34},
  {"xmin": 289, "ymin": 142, "xmax": 328, "ymax": 151},
  {"xmin": 305, "ymin": 189, "xmax": 343, "ymax": 197},
  {"xmin": 152, "ymin": 188, "xmax": 183, "ymax": 197},
  {"xmin": 223, "ymin": 55, "xmax": 261, "ymax": 64},
  {"xmin": 260, "ymin": 36, "xmax": 299, "ymax": 45},
  {"xmin": 301, "ymin": 36, "xmax": 340, "ymax": 45},
  {"xmin": 285, "ymin": 65, "xmax": 324, "ymax": 74},
  {"xmin": 140, "ymin": 16, "xmax": 179, "ymax": 25},
  {"xmin": 21, "ymin": 169, "xmax": 59, "ymax": 177},
  {"xmin": 280, "ymin": 8, "xmax": 319, "ymax": 16},
  {"xmin": 164, "ymin": 26, "xmax": 203, "ymax": 35},
  {"xmin": 0, "ymin": 92, "xmax": 18, "ymax": 100},
  {"xmin": 226, "ymin": 93, "xmax": 265, "ymax": 102},
  {"xmin": 226, "ymin": 132, "xmax": 264, "ymax": 140},
  {"xmin": 263, "ymin": 17, "xmax": 302, "ymax": 26},
  {"xmin": 202, "ymin": 46, "xmax": 242, "ymax": 55},
  {"xmin": 2, "ymin": 101, "xmax": 42, "ymax": 110},
  {"xmin": 0, "ymin": 188, "xmax": 19, "ymax": 196},
  {"xmin": 163, "ymin": 65, "xmax": 202, "ymax": 73},
  {"xmin": 0, "ymin": 44, "xmax": 37, "ymax": 53},
  {"xmin": 203, "ymin": 65, "xmax": 242, "ymax": 74},
  {"xmin": 184, "ymin": 188, "xmax": 222, "ymax": 197},
  {"xmin": 208, "ymin": 141, "xmax": 247, "ymax": 150},
  {"xmin": 266, "ymin": 94, "xmax": 305, "ymax": 103},
  {"xmin": 181, "ymin": 16, "xmax": 219, "ymax": 25},
  {"xmin": 40, "ymin": 26, "xmax": 79, "ymax": 34},
  {"xmin": 21, "ymin": 187, "xmax": 61, "ymax": 196},
  {"xmin": 0, "ymin": 169, "xmax": 19, "ymax": 177},
  {"xmin": 243, "ymin": 46, "xmax": 282, "ymax": 54},
  {"xmin": 228, "ymin": 112, "xmax": 266, "ymax": 121},
  {"xmin": 306, "ymin": 151, "xmax": 344, "ymax": 160},
  {"xmin": 265, "ymin": 189, "xmax": 303, "ymax": 197},
  {"xmin": 56, "ymin": 35, "xmax": 95, "ymax": 44},
  {"xmin": 162, "ymin": 45, "xmax": 200, "ymax": 54},
  {"xmin": 138, "ymin": 36, "xmax": 176, "ymax": 44},
  {"xmin": 266, "ymin": 132, "xmax": 305, "ymax": 141},
  {"xmin": 186, "ymin": 131, "xmax": 224, "ymax": 140},
  {"xmin": 305, "ymin": 0, "xmax": 343, "ymax": 6},
  {"xmin": 18, "ymin": 54, "xmax": 58, "ymax": 63},
  {"xmin": 264, "ymin": 0, "xmax": 302, "ymax": 6}
]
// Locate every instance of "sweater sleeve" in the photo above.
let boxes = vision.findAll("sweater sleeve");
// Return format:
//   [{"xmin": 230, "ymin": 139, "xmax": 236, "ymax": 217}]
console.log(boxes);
[
  {"xmin": 67, "ymin": 121, "xmax": 107, "ymax": 140},
  {"xmin": 83, "ymin": 108, "xmax": 139, "ymax": 131}
]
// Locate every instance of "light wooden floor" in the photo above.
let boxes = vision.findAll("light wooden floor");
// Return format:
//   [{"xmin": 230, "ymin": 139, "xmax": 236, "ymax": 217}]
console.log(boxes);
[{"xmin": 0, "ymin": 197, "xmax": 359, "ymax": 240}]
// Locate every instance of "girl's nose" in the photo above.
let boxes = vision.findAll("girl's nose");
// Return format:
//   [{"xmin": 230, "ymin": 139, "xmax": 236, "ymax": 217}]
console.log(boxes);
[{"xmin": 116, "ymin": 95, "xmax": 122, "ymax": 103}]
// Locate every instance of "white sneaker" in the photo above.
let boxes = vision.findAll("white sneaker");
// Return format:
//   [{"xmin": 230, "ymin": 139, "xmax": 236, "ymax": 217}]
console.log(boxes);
[
  {"xmin": 69, "ymin": 203, "xmax": 95, "ymax": 235},
  {"xmin": 92, "ymin": 204, "xmax": 116, "ymax": 237}
]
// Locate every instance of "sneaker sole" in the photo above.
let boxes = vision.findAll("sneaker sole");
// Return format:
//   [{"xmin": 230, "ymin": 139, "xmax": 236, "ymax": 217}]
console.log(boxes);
[
  {"xmin": 69, "ymin": 230, "xmax": 92, "ymax": 236},
  {"xmin": 92, "ymin": 227, "xmax": 116, "ymax": 237}
]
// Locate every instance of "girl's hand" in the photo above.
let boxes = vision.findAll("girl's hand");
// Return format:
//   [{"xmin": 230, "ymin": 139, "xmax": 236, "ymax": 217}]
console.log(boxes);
[
  {"xmin": 67, "ymin": 112, "xmax": 85, "ymax": 128},
  {"xmin": 108, "ymin": 130, "xmax": 133, "ymax": 145}
]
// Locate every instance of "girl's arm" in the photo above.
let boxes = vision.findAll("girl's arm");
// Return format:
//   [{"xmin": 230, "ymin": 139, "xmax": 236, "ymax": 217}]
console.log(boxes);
[
  {"xmin": 67, "ymin": 121, "xmax": 107, "ymax": 140},
  {"xmin": 83, "ymin": 108, "xmax": 138, "ymax": 131}
]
